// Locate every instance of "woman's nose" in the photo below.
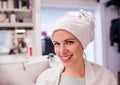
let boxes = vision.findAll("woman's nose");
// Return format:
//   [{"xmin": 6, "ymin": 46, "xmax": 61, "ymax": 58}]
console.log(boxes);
[{"xmin": 59, "ymin": 44, "xmax": 68, "ymax": 55}]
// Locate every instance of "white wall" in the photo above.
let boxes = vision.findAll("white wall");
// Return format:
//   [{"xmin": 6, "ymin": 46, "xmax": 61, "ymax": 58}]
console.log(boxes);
[
  {"xmin": 32, "ymin": 0, "xmax": 42, "ymax": 56},
  {"xmin": 101, "ymin": 4, "xmax": 120, "ymax": 77},
  {"xmin": 41, "ymin": 0, "xmax": 97, "ymax": 7}
]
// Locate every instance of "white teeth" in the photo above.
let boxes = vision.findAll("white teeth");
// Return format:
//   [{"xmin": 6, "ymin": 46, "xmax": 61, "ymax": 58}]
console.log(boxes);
[{"xmin": 62, "ymin": 55, "xmax": 71, "ymax": 60}]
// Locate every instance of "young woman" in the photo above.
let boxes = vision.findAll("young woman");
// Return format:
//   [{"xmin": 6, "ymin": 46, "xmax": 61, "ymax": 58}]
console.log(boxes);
[{"xmin": 36, "ymin": 10, "xmax": 117, "ymax": 85}]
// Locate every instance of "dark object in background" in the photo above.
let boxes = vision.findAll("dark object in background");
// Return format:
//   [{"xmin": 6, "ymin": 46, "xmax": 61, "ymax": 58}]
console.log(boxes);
[
  {"xmin": 105, "ymin": 0, "xmax": 120, "ymax": 15},
  {"xmin": 14, "ymin": 0, "xmax": 19, "ymax": 8},
  {"xmin": 9, "ymin": 48, "xmax": 16, "ymax": 55},
  {"xmin": 110, "ymin": 18, "xmax": 120, "ymax": 52},
  {"xmin": 105, "ymin": 0, "xmax": 120, "ymax": 7},
  {"xmin": 45, "ymin": 36, "xmax": 55, "ymax": 55},
  {"xmin": 42, "ymin": 36, "xmax": 55, "ymax": 55},
  {"xmin": 47, "ymin": 53, "xmax": 54, "ymax": 59},
  {"xmin": 118, "ymin": 71, "xmax": 120, "ymax": 85},
  {"xmin": 21, "ymin": 0, "xmax": 29, "ymax": 9},
  {"xmin": 96, "ymin": 0, "xmax": 99, "ymax": 3}
]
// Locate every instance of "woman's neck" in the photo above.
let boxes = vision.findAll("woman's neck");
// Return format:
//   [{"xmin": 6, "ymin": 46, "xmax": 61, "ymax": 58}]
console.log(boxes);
[{"xmin": 63, "ymin": 58, "xmax": 85, "ymax": 78}]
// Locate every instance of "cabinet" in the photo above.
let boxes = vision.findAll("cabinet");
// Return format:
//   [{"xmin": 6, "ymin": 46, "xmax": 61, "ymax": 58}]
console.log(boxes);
[
  {"xmin": 0, "ymin": 0, "xmax": 42, "ymax": 56},
  {"xmin": 0, "ymin": 0, "xmax": 34, "ymax": 55},
  {"xmin": 0, "ymin": 0, "xmax": 33, "ymax": 29}
]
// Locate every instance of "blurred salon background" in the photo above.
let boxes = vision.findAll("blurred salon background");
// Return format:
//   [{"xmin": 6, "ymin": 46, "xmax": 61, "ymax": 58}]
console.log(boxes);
[{"xmin": 0, "ymin": 0, "xmax": 120, "ymax": 84}]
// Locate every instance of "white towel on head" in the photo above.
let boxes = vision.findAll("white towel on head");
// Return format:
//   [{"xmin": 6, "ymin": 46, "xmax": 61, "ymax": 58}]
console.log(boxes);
[{"xmin": 51, "ymin": 10, "xmax": 95, "ymax": 50}]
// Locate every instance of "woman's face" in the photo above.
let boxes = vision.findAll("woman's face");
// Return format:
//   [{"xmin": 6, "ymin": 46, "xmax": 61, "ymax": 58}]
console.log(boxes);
[{"xmin": 52, "ymin": 30, "xmax": 83, "ymax": 67}]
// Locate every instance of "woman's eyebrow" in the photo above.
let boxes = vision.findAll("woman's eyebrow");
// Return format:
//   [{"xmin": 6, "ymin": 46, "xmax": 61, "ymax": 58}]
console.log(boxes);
[
  {"xmin": 52, "ymin": 41, "xmax": 58, "ymax": 43},
  {"xmin": 52, "ymin": 38, "xmax": 76, "ymax": 42},
  {"xmin": 65, "ymin": 38, "xmax": 76, "ymax": 41}
]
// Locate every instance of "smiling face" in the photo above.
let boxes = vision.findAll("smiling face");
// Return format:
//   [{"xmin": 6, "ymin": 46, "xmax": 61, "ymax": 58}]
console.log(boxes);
[{"xmin": 52, "ymin": 30, "xmax": 83, "ymax": 67}]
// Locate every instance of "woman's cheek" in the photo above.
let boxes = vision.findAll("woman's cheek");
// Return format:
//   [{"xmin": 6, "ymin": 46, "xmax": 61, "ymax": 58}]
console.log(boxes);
[{"xmin": 54, "ymin": 47, "xmax": 59, "ymax": 54}]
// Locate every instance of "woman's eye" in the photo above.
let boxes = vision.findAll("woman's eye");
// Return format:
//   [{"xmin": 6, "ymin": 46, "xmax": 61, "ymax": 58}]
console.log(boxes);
[
  {"xmin": 66, "ymin": 41, "xmax": 74, "ymax": 44},
  {"xmin": 53, "ymin": 43, "xmax": 60, "ymax": 46}
]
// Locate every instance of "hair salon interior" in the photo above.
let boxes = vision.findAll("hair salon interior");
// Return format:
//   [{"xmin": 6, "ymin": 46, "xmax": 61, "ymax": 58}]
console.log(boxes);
[{"xmin": 0, "ymin": 0, "xmax": 120, "ymax": 84}]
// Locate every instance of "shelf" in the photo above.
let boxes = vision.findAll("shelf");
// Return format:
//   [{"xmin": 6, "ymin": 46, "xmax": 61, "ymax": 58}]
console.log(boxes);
[
  {"xmin": 0, "ymin": 23, "xmax": 33, "ymax": 27},
  {"xmin": 0, "ymin": 8, "xmax": 32, "ymax": 12}
]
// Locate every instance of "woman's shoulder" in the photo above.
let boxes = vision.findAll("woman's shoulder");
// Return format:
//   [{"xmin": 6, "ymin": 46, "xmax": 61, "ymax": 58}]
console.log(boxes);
[
  {"xmin": 85, "ymin": 60, "xmax": 117, "ymax": 85},
  {"xmin": 86, "ymin": 60, "xmax": 113, "ymax": 74},
  {"xmin": 37, "ymin": 66, "xmax": 58, "ymax": 78},
  {"xmin": 86, "ymin": 60, "xmax": 117, "ymax": 83},
  {"xmin": 36, "ymin": 64, "xmax": 63, "ymax": 85},
  {"xmin": 43, "ymin": 63, "xmax": 63, "ymax": 73}
]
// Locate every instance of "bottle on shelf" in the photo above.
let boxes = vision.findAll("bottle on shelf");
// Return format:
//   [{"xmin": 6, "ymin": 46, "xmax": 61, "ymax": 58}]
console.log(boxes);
[
  {"xmin": 0, "ymin": 12, "xmax": 3, "ymax": 22},
  {"xmin": 8, "ymin": 0, "xmax": 14, "ymax": 9},
  {"xmin": 0, "ymin": 0, "xmax": 2, "ymax": 9},
  {"xmin": 14, "ymin": 0, "xmax": 19, "ymax": 9},
  {"xmin": 2, "ymin": 0, "xmax": 8, "ymax": 9},
  {"xmin": 3, "ymin": 12, "xmax": 9, "ymax": 23},
  {"xmin": 29, "ymin": 0, "xmax": 32, "ymax": 10},
  {"xmin": 10, "ymin": 11, "xmax": 16, "ymax": 23},
  {"xmin": 28, "ymin": 43, "xmax": 32, "ymax": 57},
  {"xmin": 19, "ymin": 0, "xmax": 22, "ymax": 9}
]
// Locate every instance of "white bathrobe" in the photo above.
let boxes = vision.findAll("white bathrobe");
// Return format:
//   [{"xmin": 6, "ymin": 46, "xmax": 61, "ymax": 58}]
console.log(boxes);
[{"xmin": 36, "ymin": 60, "xmax": 117, "ymax": 85}]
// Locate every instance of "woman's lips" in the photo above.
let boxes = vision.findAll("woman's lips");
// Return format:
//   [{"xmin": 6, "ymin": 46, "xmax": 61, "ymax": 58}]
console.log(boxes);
[{"xmin": 61, "ymin": 54, "xmax": 73, "ymax": 62}]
